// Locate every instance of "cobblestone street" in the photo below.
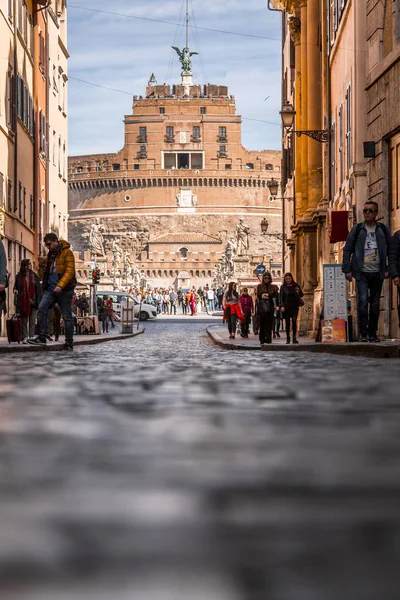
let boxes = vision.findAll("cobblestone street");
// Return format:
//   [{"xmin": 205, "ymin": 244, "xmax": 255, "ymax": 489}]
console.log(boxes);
[{"xmin": 1, "ymin": 319, "xmax": 400, "ymax": 599}]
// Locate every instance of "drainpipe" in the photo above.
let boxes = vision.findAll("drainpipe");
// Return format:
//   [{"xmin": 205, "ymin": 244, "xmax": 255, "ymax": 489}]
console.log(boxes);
[{"xmin": 13, "ymin": 0, "xmax": 18, "ymax": 248}]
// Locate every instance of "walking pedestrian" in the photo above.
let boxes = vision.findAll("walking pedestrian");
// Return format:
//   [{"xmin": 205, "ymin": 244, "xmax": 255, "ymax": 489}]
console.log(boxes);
[
  {"xmin": 207, "ymin": 287, "xmax": 215, "ymax": 313},
  {"xmin": 29, "ymin": 233, "xmax": 76, "ymax": 349},
  {"xmin": 256, "ymin": 272, "xmax": 278, "ymax": 345},
  {"xmin": 100, "ymin": 296, "xmax": 111, "ymax": 333},
  {"xmin": 189, "ymin": 288, "xmax": 197, "ymax": 316},
  {"xmin": 239, "ymin": 287, "xmax": 254, "ymax": 338},
  {"xmin": 342, "ymin": 200, "xmax": 390, "ymax": 342},
  {"xmin": 273, "ymin": 298, "xmax": 282, "ymax": 339},
  {"xmin": 279, "ymin": 273, "xmax": 303, "ymax": 344},
  {"xmin": 181, "ymin": 293, "xmax": 188, "ymax": 315},
  {"xmin": 13, "ymin": 259, "xmax": 42, "ymax": 343},
  {"xmin": 78, "ymin": 292, "xmax": 89, "ymax": 316},
  {"xmin": 0, "ymin": 238, "xmax": 7, "ymax": 334},
  {"xmin": 389, "ymin": 227, "xmax": 400, "ymax": 322},
  {"xmin": 223, "ymin": 281, "xmax": 243, "ymax": 339},
  {"xmin": 170, "ymin": 290, "xmax": 177, "ymax": 314}
]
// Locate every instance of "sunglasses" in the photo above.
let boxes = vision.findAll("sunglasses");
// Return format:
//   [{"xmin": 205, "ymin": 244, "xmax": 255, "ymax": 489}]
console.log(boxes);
[{"xmin": 363, "ymin": 208, "xmax": 378, "ymax": 214}]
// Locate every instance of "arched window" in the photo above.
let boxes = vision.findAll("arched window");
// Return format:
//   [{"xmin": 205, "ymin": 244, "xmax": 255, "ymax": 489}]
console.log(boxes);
[
  {"xmin": 163, "ymin": 270, "xmax": 168, "ymax": 277},
  {"xmin": 265, "ymin": 163, "xmax": 273, "ymax": 170},
  {"xmin": 179, "ymin": 247, "xmax": 188, "ymax": 259},
  {"xmin": 190, "ymin": 270, "xmax": 194, "ymax": 276},
  {"xmin": 146, "ymin": 270, "xmax": 151, "ymax": 277},
  {"xmin": 196, "ymin": 270, "xmax": 200, "ymax": 277},
  {"xmin": 169, "ymin": 270, "xmax": 173, "ymax": 277},
  {"xmin": 157, "ymin": 270, "xmax": 162, "ymax": 277},
  {"xmin": 208, "ymin": 270, "xmax": 212, "ymax": 277},
  {"xmin": 246, "ymin": 162, "xmax": 254, "ymax": 170},
  {"xmin": 202, "ymin": 270, "xmax": 206, "ymax": 276}
]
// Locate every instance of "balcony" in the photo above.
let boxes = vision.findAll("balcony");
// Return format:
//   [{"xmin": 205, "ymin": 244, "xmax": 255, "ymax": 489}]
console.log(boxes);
[
  {"xmin": 138, "ymin": 151, "xmax": 147, "ymax": 159},
  {"xmin": 217, "ymin": 136, "xmax": 228, "ymax": 143},
  {"xmin": 164, "ymin": 135, "xmax": 175, "ymax": 143},
  {"xmin": 191, "ymin": 136, "xmax": 202, "ymax": 143},
  {"xmin": 217, "ymin": 151, "xmax": 228, "ymax": 158},
  {"xmin": 137, "ymin": 135, "xmax": 147, "ymax": 143}
]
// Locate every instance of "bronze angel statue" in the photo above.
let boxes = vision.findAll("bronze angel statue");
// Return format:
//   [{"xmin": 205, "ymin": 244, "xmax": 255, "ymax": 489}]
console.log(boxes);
[{"xmin": 171, "ymin": 46, "xmax": 198, "ymax": 74}]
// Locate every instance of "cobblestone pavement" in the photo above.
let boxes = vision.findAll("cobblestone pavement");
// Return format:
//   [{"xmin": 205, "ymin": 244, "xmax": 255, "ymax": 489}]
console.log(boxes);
[{"xmin": 1, "ymin": 320, "xmax": 400, "ymax": 599}]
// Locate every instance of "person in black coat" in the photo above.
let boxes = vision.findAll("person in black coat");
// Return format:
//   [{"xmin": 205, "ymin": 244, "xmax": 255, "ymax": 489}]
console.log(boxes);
[
  {"xmin": 279, "ymin": 272, "xmax": 304, "ymax": 344},
  {"xmin": 256, "ymin": 272, "xmax": 278, "ymax": 345},
  {"xmin": 388, "ymin": 230, "xmax": 400, "ymax": 323}
]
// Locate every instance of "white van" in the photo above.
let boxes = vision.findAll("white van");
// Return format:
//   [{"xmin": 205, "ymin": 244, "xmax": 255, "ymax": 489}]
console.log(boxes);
[{"xmin": 96, "ymin": 292, "xmax": 157, "ymax": 321}]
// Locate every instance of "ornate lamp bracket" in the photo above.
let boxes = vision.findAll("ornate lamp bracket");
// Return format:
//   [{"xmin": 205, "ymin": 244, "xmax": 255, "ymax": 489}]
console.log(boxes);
[{"xmin": 295, "ymin": 130, "xmax": 329, "ymax": 143}]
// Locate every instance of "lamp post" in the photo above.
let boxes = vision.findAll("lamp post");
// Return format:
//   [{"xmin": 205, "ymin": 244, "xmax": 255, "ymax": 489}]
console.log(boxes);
[
  {"xmin": 268, "ymin": 178, "xmax": 293, "ymax": 202},
  {"xmin": 280, "ymin": 102, "xmax": 329, "ymax": 143},
  {"xmin": 260, "ymin": 218, "xmax": 269, "ymax": 235}
]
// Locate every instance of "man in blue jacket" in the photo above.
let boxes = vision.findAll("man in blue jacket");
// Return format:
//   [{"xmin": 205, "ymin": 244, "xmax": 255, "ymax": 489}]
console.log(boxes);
[{"xmin": 342, "ymin": 200, "xmax": 390, "ymax": 342}]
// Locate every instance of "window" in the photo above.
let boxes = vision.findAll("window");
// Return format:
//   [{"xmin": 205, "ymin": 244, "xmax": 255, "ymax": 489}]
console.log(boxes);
[
  {"xmin": 339, "ymin": 102, "xmax": 344, "ymax": 184},
  {"xmin": 200, "ymin": 107, "xmax": 206, "ymax": 115},
  {"xmin": 166, "ymin": 126, "xmax": 174, "ymax": 138},
  {"xmin": 23, "ymin": 187, "xmax": 26, "ymax": 223},
  {"xmin": 219, "ymin": 145, "xmax": 227, "ymax": 156},
  {"xmin": 246, "ymin": 163, "xmax": 254, "ymax": 170},
  {"xmin": 39, "ymin": 111, "xmax": 46, "ymax": 155},
  {"xmin": 139, "ymin": 126, "xmax": 147, "ymax": 140},
  {"xmin": 139, "ymin": 145, "xmax": 147, "ymax": 155},
  {"xmin": 345, "ymin": 84, "xmax": 352, "ymax": 176},
  {"xmin": 218, "ymin": 126, "xmax": 227, "ymax": 140},
  {"xmin": 17, "ymin": 181, "xmax": 21, "ymax": 214},
  {"xmin": 179, "ymin": 247, "xmax": 188, "ymax": 258},
  {"xmin": 192, "ymin": 126, "xmax": 200, "ymax": 139},
  {"xmin": 7, "ymin": 179, "xmax": 12, "ymax": 212},
  {"xmin": 331, "ymin": 120, "xmax": 336, "ymax": 198},
  {"xmin": 134, "ymin": 164, "xmax": 140, "ymax": 170},
  {"xmin": 30, "ymin": 194, "xmax": 34, "ymax": 229},
  {"xmin": 113, "ymin": 163, "xmax": 121, "ymax": 171},
  {"xmin": 265, "ymin": 163, "xmax": 273, "ymax": 170},
  {"xmin": 77, "ymin": 166, "xmax": 83, "ymax": 173},
  {"xmin": 159, "ymin": 107, "xmax": 165, "ymax": 114},
  {"xmin": 0, "ymin": 173, "xmax": 3, "ymax": 208},
  {"xmin": 6, "ymin": 72, "xmax": 15, "ymax": 130},
  {"xmin": 225, "ymin": 164, "xmax": 231, "ymax": 170},
  {"xmin": 163, "ymin": 152, "xmax": 203, "ymax": 170}
]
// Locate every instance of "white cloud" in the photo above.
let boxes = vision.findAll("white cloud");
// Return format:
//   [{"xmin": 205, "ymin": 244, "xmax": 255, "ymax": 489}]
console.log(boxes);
[{"xmin": 68, "ymin": 0, "xmax": 282, "ymax": 154}]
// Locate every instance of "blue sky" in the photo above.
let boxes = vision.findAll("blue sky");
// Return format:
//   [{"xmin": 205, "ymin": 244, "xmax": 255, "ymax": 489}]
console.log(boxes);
[{"xmin": 67, "ymin": 0, "xmax": 282, "ymax": 156}]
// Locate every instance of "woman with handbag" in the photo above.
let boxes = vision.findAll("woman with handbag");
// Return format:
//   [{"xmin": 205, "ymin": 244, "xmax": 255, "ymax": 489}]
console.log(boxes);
[
  {"xmin": 279, "ymin": 272, "xmax": 304, "ymax": 344},
  {"xmin": 256, "ymin": 272, "xmax": 278, "ymax": 345},
  {"xmin": 13, "ymin": 259, "xmax": 42, "ymax": 343}
]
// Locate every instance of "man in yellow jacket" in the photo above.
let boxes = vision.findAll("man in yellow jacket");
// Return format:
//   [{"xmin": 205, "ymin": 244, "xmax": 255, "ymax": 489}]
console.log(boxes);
[{"xmin": 29, "ymin": 233, "xmax": 76, "ymax": 349}]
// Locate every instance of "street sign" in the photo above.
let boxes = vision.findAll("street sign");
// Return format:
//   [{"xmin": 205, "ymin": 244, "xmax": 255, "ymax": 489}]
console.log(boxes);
[{"xmin": 253, "ymin": 264, "xmax": 266, "ymax": 276}]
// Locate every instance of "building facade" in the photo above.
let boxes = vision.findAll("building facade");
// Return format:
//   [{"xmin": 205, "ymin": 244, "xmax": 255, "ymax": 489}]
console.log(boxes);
[
  {"xmin": 366, "ymin": 0, "xmax": 400, "ymax": 338},
  {"xmin": 0, "ymin": 0, "xmax": 68, "ymax": 329},
  {"xmin": 68, "ymin": 73, "xmax": 282, "ymax": 291},
  {"xmin": 272, "ymin": 0, "xmax": 400, "ymax": 339}
]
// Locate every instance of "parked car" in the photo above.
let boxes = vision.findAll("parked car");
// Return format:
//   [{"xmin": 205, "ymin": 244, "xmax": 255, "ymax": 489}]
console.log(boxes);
[{"xmin": 96, "ymin": 292, "xmax": 157, "ymax": 321}]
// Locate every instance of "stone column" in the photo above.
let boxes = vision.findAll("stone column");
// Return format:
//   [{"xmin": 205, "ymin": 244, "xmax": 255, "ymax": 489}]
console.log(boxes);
[
  {"xmin": 307, "ymin": 0, "xmax": 323, "ymax": 211},
  {"xmin": 300, "ymin": 1, "xmax": 309, "ymax": 216},
  {"xmin": 288, "ymin": 14, "xmax": 302, "ymax": 221}
]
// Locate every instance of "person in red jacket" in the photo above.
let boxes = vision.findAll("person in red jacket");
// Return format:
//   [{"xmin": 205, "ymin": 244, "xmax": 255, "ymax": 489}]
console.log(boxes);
[
  {"xmin": 239, "ymin": 287, "xmax": 254, "ymax": 338},
  {"xmin": 222, "ymin": 281, "xmax": 244, "ymax": 339}
]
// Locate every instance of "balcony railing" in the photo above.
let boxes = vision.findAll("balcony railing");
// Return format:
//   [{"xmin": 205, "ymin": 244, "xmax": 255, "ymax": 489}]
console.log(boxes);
[
  {"xmin": 137, "ymin": 135, "xmax": 147, "ymax": 143},
  {"xmin": 217, "ymin": 151, "xmax": 228, "ymax": 158},
  {"xmin": 138, "ymin": 151, "xmax": 147, "ymax": 159},
  {"xmin": 164, "ymin": 135, "xmax": 175, "ymax": 143},
  {"xmin": 191, "ymin": 136, "xmax": 202, "ymax": 143},
  {"xmin": 217, "ymin": 136, "xmax": 228, "ymax": 143}
]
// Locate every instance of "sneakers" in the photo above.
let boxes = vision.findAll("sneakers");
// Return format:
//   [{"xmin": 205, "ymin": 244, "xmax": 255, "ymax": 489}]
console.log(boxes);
[
  {"xmin": 369, "ymin": 335, "xmax": 380, "ymax": 343},
  {"xmin": 46, "ymin": 334, "xmax": 53, "ymax": 342},
  {"xmin": 63, "ymin": 342, "xmax": 74, "ymax": 350},
  {"xmin": 28, "ymin": 336, "xmax": 47, "ymax": 346}
]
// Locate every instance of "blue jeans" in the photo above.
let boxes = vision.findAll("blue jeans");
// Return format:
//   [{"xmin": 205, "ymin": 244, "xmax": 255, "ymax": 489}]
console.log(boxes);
[
  {"xmin": 208, "ymin": 299, "xmax": 215, "ymax": 312},
  {"xmin": 356, "ymin": 273, "xmax": 383, "ymax": 337},
  {"xmin": 38, "ymin": 288, "xmax": 74, "ymax": 343}
]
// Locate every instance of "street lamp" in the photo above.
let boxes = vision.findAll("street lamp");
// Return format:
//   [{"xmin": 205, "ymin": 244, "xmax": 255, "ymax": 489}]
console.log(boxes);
[
  {"xmin": 280, "ymin": 101, "xmax": 329, "ymax": 143},
  {"xmin": 268, "ymin": 178, "xmax": 293, "ymax": 202}
]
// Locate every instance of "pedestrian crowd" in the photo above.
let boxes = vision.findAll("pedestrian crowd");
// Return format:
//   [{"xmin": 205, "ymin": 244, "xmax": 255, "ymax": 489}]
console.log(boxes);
[
  {"xmin": 123, "ymin": 285, "xmax": 224, "ymax": 316},
  {"xmin": 221, "ymin": 200, "xmax": 400, "ymax": 345},
  {"xmin": 1, "ymin": 200, "xmax": 400, "ymax": 348},
  {"xmin": 0, "ymin": 232, "xmax": 77, "ymax": 349},
  {"xmin": 222, "ymin": 272, "xmax": 303, "ymax": 345}
]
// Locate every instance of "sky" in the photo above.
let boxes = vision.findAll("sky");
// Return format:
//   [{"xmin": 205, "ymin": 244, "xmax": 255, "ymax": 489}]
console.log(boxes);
[{"xmin": 67, "ymin": 0, "xmax": 282, "ymax": 157}]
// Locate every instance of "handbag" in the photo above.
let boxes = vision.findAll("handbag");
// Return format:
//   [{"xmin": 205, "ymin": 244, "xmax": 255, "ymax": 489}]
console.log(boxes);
[
  {"xmin": 258, "ymin": 298, "xmax": 273, "ymax": 314},
  {"xmin": 298, "ymin": 297, "xmax": 305, "ymax": 307}
]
